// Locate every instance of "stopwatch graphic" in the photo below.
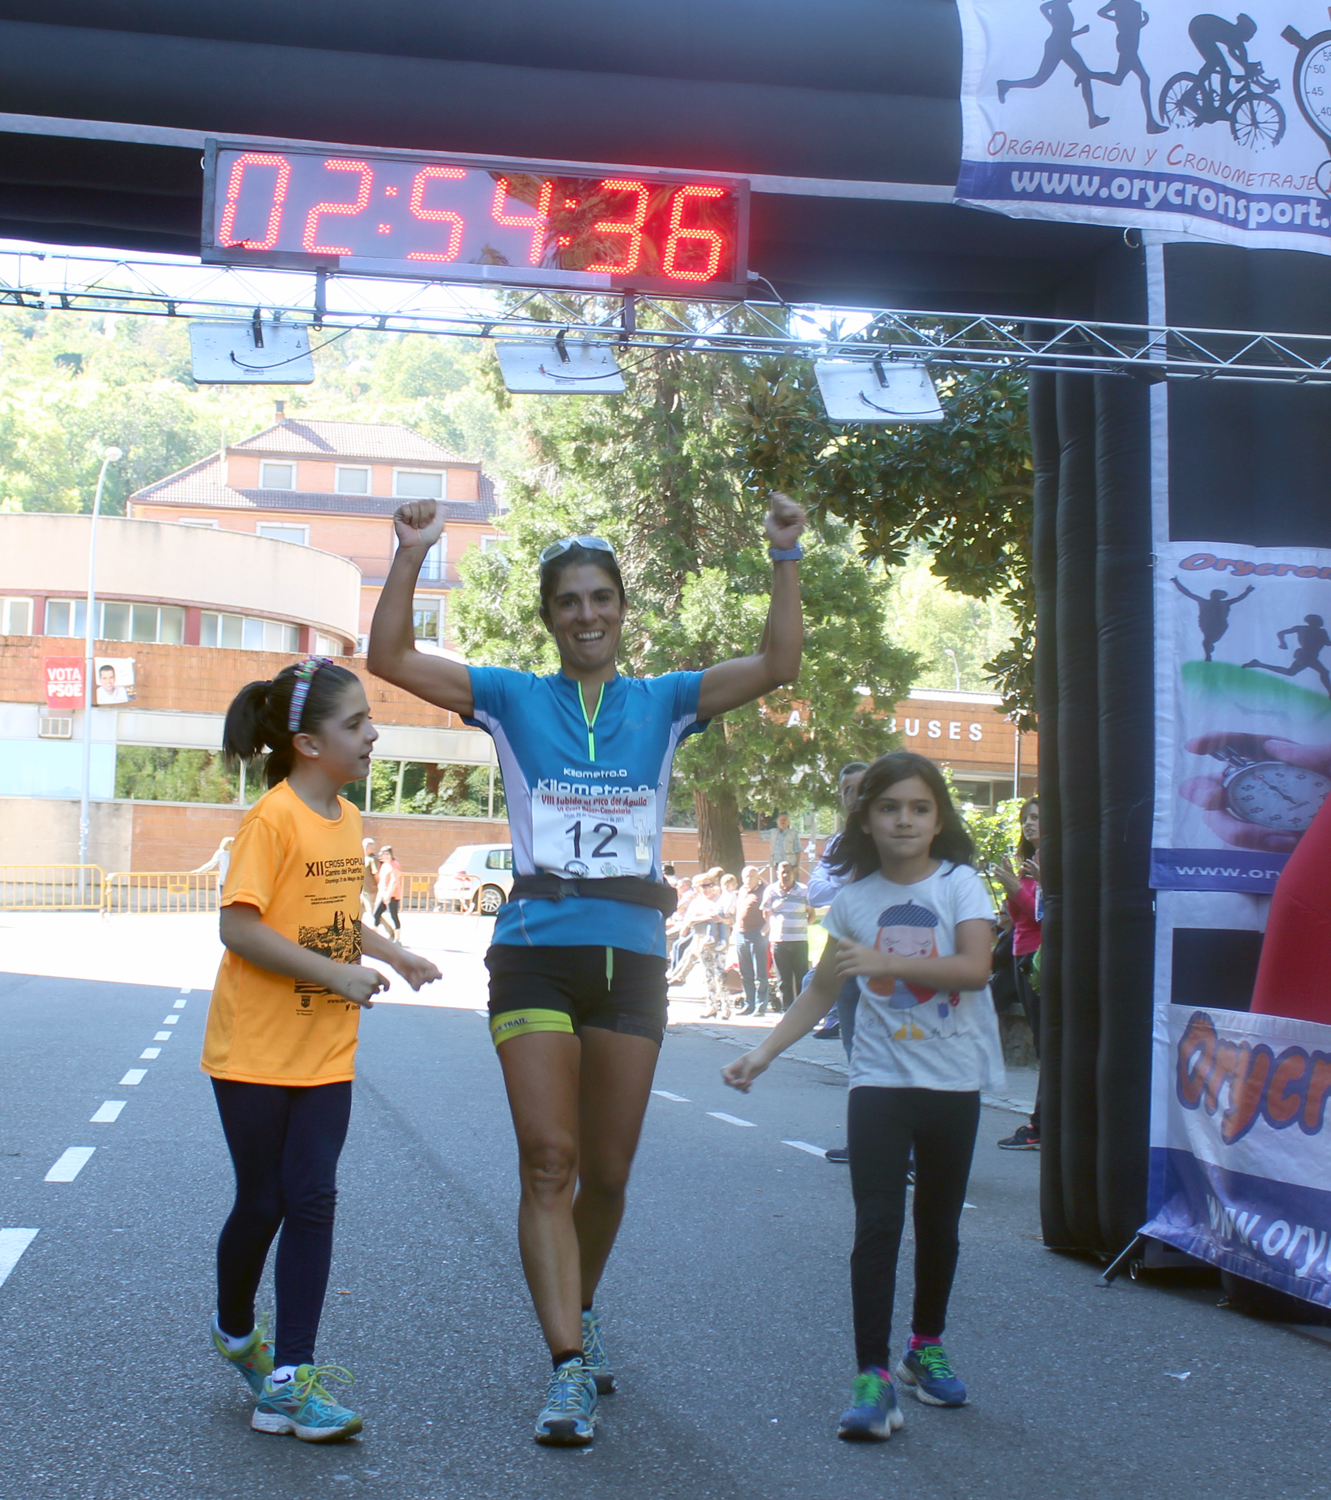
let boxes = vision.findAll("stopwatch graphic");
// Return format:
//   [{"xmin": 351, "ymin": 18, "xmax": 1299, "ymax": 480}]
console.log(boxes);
[
  {"xmin": 1283, "ymin": 23, "xmax": 1331, "ymax": 195},
  {"xmin": 1213, "ymin": 745, "xmax": 1331, "ymax": 832}
]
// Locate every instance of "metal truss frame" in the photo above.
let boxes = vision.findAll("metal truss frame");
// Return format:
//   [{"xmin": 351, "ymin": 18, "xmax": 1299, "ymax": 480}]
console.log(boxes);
[{"xmin": 3, "ymin": 243, "xmax": 1331, "ymax": 386}]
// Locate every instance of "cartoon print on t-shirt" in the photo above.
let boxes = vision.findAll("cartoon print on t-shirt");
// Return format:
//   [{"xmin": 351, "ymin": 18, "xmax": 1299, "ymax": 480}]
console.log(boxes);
[
  {"xmin": 294, "ymin": 910, "xmax": 362, "ymax": 999},
  {"xmin": 870, "ymin": 901, "xmax": 960, "ymax": 1042}
]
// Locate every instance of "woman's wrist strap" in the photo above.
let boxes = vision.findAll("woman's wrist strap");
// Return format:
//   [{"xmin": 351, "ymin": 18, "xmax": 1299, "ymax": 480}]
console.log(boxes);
[{"xmin": 768, "ymin": 544, "xmax": 804, "ymax": 562}]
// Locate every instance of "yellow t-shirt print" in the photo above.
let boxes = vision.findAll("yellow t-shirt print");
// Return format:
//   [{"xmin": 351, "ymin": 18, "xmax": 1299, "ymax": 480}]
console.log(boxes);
[{"xmin": 202, "ymin": 780, "xmax": 368, "ymax": 1086}]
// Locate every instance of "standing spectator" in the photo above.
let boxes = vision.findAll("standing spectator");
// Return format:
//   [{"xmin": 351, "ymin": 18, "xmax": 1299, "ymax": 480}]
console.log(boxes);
[
  {"xmin": 692, "ymin": 870, "xmax": 732, "ymax": 1020},
  {"xmin": 763, "ymin": 861, "xmax": 811, "ymax": 1013},
  {"xmin": 991, "ymin": 799, "xmax": 1042, "ymax": 1149},
  {"xmin": 767, "ymin": 812, "xmax": 802, "ymax": 882},
  {"xmin": 809, "ymin": 762, "xmax": 869, "ymax": 1052},
  {"xmin": 373, "ymin": 843, "xmax": 403, "ymax": 941},
  {"xmin": 192, "ymin": 836, "xmax": 236, "ymax": 903},
  {"xmin": 665, "ymin": 877, "xmax": 696, "ymax": 981},
  {"xmin": 360, "ymin": 837, "xmax": 379, "ymax": 922},
  {"xmin": 734, "ymin": 866, "xmax": 771, "ymax": 1016}
]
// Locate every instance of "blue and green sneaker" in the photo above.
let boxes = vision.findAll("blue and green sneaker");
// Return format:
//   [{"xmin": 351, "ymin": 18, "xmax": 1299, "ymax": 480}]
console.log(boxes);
[
  {"xmin": 250, "ymin": 1364, "xmax": 363, "ymax": 1442},
  {"xmin": 581, "ymin": 1307, "xmax": 615, "ymax": 1394},
  {"xmin": 896, "ymin": 1343, "xmax": 968, "ymax": 1406},
  {"xmin": 210, "ymin": 1316, "xmax": 273, "ymax": 1397},
  {"xmin": 534, "ymin": 1357, "xmax": 597, "ymax": 1446},
  {"xmin": 837, "ymin": 1367, "xmax": 904, "ymax": 1441}
]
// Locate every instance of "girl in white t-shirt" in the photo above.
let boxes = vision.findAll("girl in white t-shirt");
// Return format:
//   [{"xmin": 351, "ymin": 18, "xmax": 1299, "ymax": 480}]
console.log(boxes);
[{"xmin": 723, "ymin": 751, "xmax": 1002, "ymax": 1443}]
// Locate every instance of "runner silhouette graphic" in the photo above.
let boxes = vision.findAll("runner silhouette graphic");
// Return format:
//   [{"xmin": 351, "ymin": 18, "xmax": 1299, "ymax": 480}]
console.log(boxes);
[
  {"xmin": 1243, "ymin": 614, "xmax": 1331, "ymax": 696},
  {"xmin": 1091, "ymin": 2, "xmax": 1169, "ymax": 132},
  {"xmin": 998, "ymin": 1, "xmax": 1110, "ymax": 128},
  {"xmin": 1171, "ymin": 576, "xmax": 1254, "ymax": 661}
]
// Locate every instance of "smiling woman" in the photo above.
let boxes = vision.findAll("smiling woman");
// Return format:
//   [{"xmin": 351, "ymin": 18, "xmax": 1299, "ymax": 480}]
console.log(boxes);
[{"xmin": 367, "ymin": 490, "xmax": 806, "ymax": 1446}]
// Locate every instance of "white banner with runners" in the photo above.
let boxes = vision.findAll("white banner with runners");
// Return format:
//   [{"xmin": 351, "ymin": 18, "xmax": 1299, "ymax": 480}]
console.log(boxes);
[{"xmin": 956, "ymin": 1, "xmax": 1331, "ymax": 253}]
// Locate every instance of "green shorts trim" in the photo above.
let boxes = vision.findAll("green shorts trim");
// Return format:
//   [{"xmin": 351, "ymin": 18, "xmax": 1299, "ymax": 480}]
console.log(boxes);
[{"xmin": 489, "ymin": 1007, "xmax": 577, "ymax": 1047}]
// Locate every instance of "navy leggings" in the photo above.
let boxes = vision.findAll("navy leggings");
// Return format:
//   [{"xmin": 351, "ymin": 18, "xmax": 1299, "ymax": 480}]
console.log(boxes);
[{"xmin": 212, "ymin": 1079, "xmax": 352, "ymax": 1368}]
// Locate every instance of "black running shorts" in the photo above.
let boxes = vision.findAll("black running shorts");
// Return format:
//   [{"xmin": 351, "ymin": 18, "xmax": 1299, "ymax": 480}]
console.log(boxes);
[{"xmin": 485, "ymin": 944, "xmax": 669, "ymax": 1048}]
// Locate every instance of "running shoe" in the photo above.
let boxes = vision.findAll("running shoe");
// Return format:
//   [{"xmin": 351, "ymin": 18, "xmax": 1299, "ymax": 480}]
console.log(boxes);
[
  {"xmin": 250, "ymin": 1364, "xmax": 363, "ymax": 1441},
  {"xmin": 534, "ymin": 1358, "xmax": 597, "ymax": 1446},
  {"xmin": 581, "ymin": 1308, "xmax": 616, "ymax": 1393},
  {"xmin": 896, "ymin": 1344, "xmax": 968, "ymax": 1406},
  {"xmin": 210, "ymin": 1316, "xmax": 273, "ymax": 1397},
  {"xmin": 998, "ymin": 1124, "xmax": 1040, "ymax": 1150},
  {"xmin": 837, "ymin": 1367, "xmax": 903, "ymax": 1441},
  {"xmin": 825, "ymin": 1145, "xmax": 849, "ymax": 1164}
]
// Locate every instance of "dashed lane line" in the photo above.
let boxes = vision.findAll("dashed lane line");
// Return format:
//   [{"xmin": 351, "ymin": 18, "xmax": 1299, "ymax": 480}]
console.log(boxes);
[
  {"xmin": 140, "ymin": 1048, "xmax": 161, "ymax": 1060},
  {"xmin": 172, "ymin": 999, "xmax": 187, "ymax": 1010},
  {"xmin": 45, "ymin": 1148, "xmax": 95, "ymax": 1183},
  {"xmin": 651, "ymin": 1090, "xmax": 691, "ymax": 1102},
  {"xmin": 783, "ymin": 1140, "xmax": 830, "ymax": 1158},
  {"xmin": 90, "ymin": 1101, "xmax": 126, "ymax": 1124},
  {"xmin": 118, "ymin": 1070, "xmax": 147, "ymax": 1087},
  {"xmin": 0, "ymin": 1229, "xmax": 38, "ymax": 1289},
  {"xmin": 153, "ymin": 1032, "xmax": 172, "ymax": 1042},
  {"xmin": 707, "ymin": 1112, "xmax": 757, "ymax": 1128},
  {"xmin": 163, "ymin": 1016, "xmax": 179, "ymax": 1026}
]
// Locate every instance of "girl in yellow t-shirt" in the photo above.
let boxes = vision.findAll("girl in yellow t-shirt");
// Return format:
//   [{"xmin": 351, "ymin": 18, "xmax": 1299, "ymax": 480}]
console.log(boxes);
[{"xmin": 203, "ymin": 658, "xmax": 440, "ymax": 1443}]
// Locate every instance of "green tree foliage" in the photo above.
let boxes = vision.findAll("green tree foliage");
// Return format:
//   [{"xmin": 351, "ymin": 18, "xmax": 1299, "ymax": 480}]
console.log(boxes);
[
  {"xmin": 453, "ymin": 346, "xmax": 916, "ymax": 869},
  {"xmin": 734, "ymin": 361, "xmax": 1035, "ymax": 725},
  {"xmin": 114, "ymin": 747, "xmax": 238, "ymax": 803},
  {"xmin": 884, "ymin": 546, "xmax": 1019, "ymax": 693}
]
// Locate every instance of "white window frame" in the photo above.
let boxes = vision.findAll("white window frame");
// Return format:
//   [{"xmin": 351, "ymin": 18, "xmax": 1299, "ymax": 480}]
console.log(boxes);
[
  {"xmin": 259, "ymin": 461, "xmax": 297, "ymax": 490},
  {"xmin": 480, "ymin": 535, "xmax": 508, "ymax": 551},
  {"xmin": 177, "ymin": 518, "xmax": 219, "ymax": 528},
  {"xmin": 256, "ymin": 523, "xmax": 310, "ymax": 546},
  {"xmin": 420, "ymin": 533, "xmax": 448, "ymax": 581},
  {"xmin": 334, "ymin": 465, "xmax": 372, "ymax": 495},
  {"xmin": 1, "ymin": 596, "xmax": 33, "ymax": 634},
  {"xmin": 392, "ymin": 467, "xmax": 446, "ymax": 500}
]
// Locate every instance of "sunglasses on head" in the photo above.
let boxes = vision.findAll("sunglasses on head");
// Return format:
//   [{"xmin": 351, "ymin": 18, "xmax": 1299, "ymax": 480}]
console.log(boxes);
[{"xmin": 539, "ymin": 535, "xmax": 615, "ymax": 564}]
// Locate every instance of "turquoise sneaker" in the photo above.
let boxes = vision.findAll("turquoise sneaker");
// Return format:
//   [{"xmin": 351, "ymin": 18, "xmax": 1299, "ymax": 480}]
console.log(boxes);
[
  {"xmin": 211, "ymin": 1316, "xmax": 273, "ymax": 1398},
  {"xmin": 581, "ymin": 1308, "xmax": 615, "ymax": 1394},
  {"xmin": 534, "ymin": 1358, "xmax": 597, "ymax": 1446},
  {"xmin": 250, "ymin": 1364, "xmax": 363, "ymax": 1442},
  {"xmin": 896, "ymin": 1344, "xmax": 968, "ymax": 1406},
  {"xmin": 837, "ymin": 1367, "xmax": 904, "ymax": 1442}
]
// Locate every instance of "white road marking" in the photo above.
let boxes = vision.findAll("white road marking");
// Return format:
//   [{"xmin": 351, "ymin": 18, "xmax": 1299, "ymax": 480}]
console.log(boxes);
[
  {"xmin": 179, "ymin": 987, "xmax": 191, "ymax": 994},
  {"xmin": 90, "ymin": 1101, "xmax": 126, "ymax": 1124},
  {"xmin": 45, "ymin": 1148, "xmax": 95, "ymax": 1182},
  {"xmin": 118, "ymin": 1069, "xmax": 147, "ymax": 1086},
  {"xmin": 0, "ymin": 1229, "xmax": 38, "ymax": 1289},
  {"xmin": 964, "ymin": 1201, "xmax": 977, "ymax": 1209},
  {"xmin": 140, "ymin": 1048, "xmax": 161, "ymax": 1060},
  {"xmin": 473, "ymin": 1009, "xmax": 489, "ymax": 1018},
  {"xmin": 153, "ymin": 1032, "xmax": 171, "ymax": 1041},
  {"xmin": 651, "ymin": 1090, "xmax": 691, "ymax": 1102},
  {"xmin": 173, "ymin": 999, "xmax": 187, "ymax": 1009},
  {"xmin": 163, "ymin": 1016, "xmax": 179, "ymax": 1025},
  {"xmin": 782, "ymin": 1140, "xmax": 829, "ymax": 1157},
  {"xmin": 707, "ymin": 1111, "xmax": 756, "ymax": 1128}
]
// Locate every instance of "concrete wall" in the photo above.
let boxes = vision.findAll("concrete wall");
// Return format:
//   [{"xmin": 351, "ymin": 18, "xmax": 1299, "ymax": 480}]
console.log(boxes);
[{"xmin": 0, "ymin": 796, "xmax": 132, "ymax": 869}]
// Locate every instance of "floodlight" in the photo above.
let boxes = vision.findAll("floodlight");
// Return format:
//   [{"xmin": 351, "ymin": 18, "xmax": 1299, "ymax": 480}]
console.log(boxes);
[
  {"xmin": 189, "ymin": 318, "xmax": 314, "ymax": 384},
  {"xmin": 814, "ymin": 358, "xmax": 944, "ymax": 424},
  {"xmin": 494, "ymin": 336, "xmax": 625, "ymax": 395}
]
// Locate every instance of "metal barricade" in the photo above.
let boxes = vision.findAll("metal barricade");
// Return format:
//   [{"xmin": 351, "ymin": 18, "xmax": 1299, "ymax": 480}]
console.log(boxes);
[
  {"xmin": 0, "ymin": 864, "xmax": 105, "ymax": 910},
  {"xmin": 400, "ymin": 873, "xmax": 437, "ymax": 912},
  {"xmin": 103, "ymin": 871, "xmax": 219, "ymax": 915}
]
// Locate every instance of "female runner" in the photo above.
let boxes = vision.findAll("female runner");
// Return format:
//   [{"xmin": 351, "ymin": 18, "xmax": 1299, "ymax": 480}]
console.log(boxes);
[{"xmin": 369, "ymin": 493, "xmax": 805, "ymax": 1444}]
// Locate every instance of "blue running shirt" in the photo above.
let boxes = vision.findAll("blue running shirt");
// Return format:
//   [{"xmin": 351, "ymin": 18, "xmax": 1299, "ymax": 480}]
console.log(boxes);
[{"xmin": 465, "ymin": 667, "xmax": 707, "ymax": 955}]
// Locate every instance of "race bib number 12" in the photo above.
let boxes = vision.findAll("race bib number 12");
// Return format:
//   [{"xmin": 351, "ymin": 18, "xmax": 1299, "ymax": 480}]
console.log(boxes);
[{"xmin": 532, "ymin": 787, "xmax": 656, "ymax": 879}]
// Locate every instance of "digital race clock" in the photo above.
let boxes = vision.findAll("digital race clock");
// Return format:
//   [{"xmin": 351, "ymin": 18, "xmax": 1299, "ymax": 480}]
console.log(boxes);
[{"xmin": 202, "ymin": 141, "xmax": 749, "ymax": 297}]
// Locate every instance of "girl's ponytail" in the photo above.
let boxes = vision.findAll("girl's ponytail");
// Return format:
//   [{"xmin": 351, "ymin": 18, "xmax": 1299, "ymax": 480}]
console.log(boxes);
[{"xmin": 222, "ymin": 660, "xmax": 359, "ymax": 789}]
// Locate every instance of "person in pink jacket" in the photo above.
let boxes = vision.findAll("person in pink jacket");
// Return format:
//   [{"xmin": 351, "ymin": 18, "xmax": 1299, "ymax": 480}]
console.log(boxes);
[
  {"xmin": 373, "ymin": 844, "xmax": 403, "ymax": 940},
  {"xmin": 990, "ymin": 799, "xmax": 1042, "ymax": 1148}
]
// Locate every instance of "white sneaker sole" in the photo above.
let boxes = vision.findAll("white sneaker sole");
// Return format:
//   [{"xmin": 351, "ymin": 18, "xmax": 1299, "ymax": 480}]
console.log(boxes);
[
  {"xmin": 533, "ymin": 1417, "xmax": 596, "ymax": 1446},
  {"xmin": 251, "ymin": 1407, "xmax": 364, "ymax": 1441},
  {"xmin": 837, "ymin": 1406, "xmax": 904, "ymax": 1442},
  {"xmin": 895, "ymin": 1360, "xmax": 967, "ymax": 1407}
]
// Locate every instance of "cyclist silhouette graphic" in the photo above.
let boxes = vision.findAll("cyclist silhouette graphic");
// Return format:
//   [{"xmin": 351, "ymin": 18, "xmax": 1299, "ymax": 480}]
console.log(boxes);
[
  {"xmin": 1243, "ymin": 614, "xmax": 1331, "ymax": 697},
  {"xmin": 1171, "ymin": 576, "xmax": 1254, "ymax": 661},
  {"xmin": 1090, "ymin": 2, "xmax": 1168, "ymax": 132},
  {"xmin": 1189, "ymin": 11, "xmax": 1257, "ymax": 114},
  {"xmin": 998, "ymin": 1, "xmax": 1109, "ymax": 128}
]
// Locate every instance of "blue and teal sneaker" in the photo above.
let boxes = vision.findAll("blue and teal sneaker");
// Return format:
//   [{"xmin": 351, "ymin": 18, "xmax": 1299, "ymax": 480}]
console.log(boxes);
[
  {"xmin": 250, "ymin": 1364, "xmax": 363, "ymax": 1442},
  {"xmin": 210, "ymin": 1316, "xmax": 273, "ymax": 1397},
  {"xmin": 837, "ymin": 1367, "xmax": 904, "ymax": 1441},
  {"xmin": 534, "ymin": 1358, "xmax": 597, "ymax": 1446},
  {"xmin": 896, "ymin": 1343, "xmax": 968, "ymax": 1406},
  {"xmin": 581, "ymin": 1308, "xmax": 615, "ymax": 1394}
]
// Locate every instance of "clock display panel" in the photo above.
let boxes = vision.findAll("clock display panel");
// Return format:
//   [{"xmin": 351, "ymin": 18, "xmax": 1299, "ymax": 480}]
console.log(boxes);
[{"xmin": 203, "ymin": 142, "xmax": 748, "ymax": 297}]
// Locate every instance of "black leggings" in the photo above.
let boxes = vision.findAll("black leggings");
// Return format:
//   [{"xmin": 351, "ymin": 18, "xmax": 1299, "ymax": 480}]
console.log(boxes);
[
  {"xmin": 847, "ymin": 1086, "xmax": 980, "ymax": 1371},
  {"xmin": 212, "ymin": 1078, "xmax": 352, "ymax": 1368},
  {"xmin": 374, "ymin": 897, "xmax": 400, "ymax": 932}
]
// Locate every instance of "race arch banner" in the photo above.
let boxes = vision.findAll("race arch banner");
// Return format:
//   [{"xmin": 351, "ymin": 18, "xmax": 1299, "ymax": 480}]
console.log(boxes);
[
  {"xmin": 1143, "ymin": 1003, "xmax": 1331, "ymax": 1307},
  {"xmin": 956, "ymin": 1, "xmax": 1331, "ymax": 253},
  {"xmin": 1152, "ymin": 540, "xmax": 1331, "ymax": 894}
]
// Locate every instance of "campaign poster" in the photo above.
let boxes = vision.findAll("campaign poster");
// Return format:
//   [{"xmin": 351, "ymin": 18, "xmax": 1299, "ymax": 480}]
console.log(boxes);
[
  {"xmin": 956, "ymin": 2, "xmax": 1331, "ymax": 253},
  {"xmin": 44, "ymin": 656, "xmax": 84, "ymax": 711},
  {"xmin": 1152, "ymin": 541, "xmax": 1331, "ymax": 894},
  {"xmin": 1142, "ymin": 1002, "xmax": 1331, "ymax": 1307},
  {"xmin": 94, "ymin": 656, "xmax": 136, "ymax": 706}
]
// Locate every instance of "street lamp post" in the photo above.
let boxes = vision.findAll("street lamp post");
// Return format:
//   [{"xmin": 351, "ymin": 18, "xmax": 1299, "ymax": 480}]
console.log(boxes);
[
  {"xmin": 78, "ymin": 446, "xmax": 123, "ymax": 869},
  {"xmin": 943, "ymin": 647, "xmax": 962, "ymax": 692}
]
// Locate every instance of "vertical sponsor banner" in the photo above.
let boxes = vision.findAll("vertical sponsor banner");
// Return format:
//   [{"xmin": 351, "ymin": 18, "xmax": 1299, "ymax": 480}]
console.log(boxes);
[
  {"xmin": 956, "ymin": 2, "xmax": 1331, "ymax": 253},
  {"xmin": 44, "ymin": 656, "xmax": 84, "ymax": 711},
  {"xmin": 1143, "ymin": 1003, "xmax": 1331, "ymax": 1305},
  {"xmin": 1152, "ymin": 541, "xmax": 1331, "ymax": 895}
]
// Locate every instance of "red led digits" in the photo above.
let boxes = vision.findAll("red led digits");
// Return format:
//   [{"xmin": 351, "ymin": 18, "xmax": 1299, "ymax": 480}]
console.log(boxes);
[
  {"xmin": 662, "ymin": 185, "xmax": 727, "ymax": 282},
  {"xmin": 407, "ymin": 166, "xmax": 467, "ymax": 262},
  {"xmin": 492, "ymin": 178, "xmax": 556, "ymax": 266},
  {"xmin": 217, "ymin": 152, "xmax": 291, "ymax": 251},
  {"xmin": 302, "ymin": 159, "xmax": 374, "ymax": 255},
  {"xmin": 585, "ymin": 180, "xmax": 649, "ymax": 274}
]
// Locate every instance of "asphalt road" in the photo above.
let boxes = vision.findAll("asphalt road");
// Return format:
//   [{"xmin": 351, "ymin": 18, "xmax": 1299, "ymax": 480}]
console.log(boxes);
[{"xmin": 1, "ymin": 917, "xmax": 1328, "ymax": 1500}]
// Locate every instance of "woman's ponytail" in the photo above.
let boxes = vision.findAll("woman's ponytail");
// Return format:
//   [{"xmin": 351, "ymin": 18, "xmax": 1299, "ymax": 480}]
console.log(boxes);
[{"xmin": 222, "ymin": 660, "xmax": 359, "ymax": 789}]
